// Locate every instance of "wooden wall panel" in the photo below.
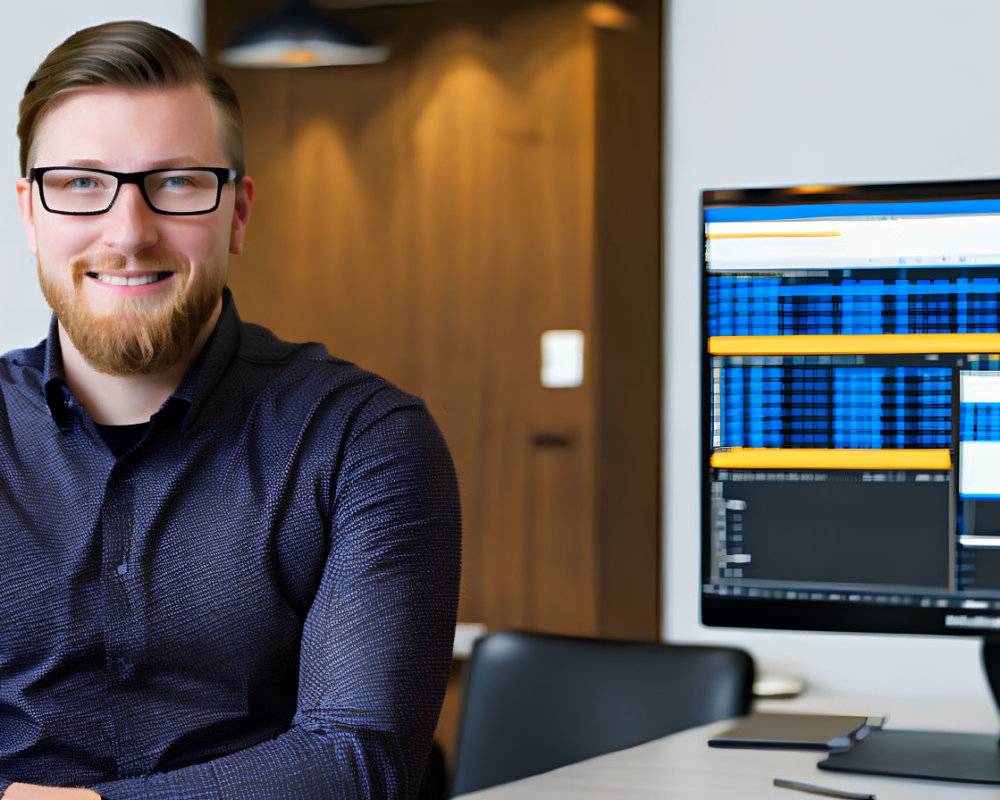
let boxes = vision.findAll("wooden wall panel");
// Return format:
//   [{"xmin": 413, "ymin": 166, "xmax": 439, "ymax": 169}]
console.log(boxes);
[
  {"xmin": 592, "ymin": 0, "xmax": 663, "ymax": 639},
  {"xmin": 525, "ymin": 439, "xmax": 597, "ymax": 634}
]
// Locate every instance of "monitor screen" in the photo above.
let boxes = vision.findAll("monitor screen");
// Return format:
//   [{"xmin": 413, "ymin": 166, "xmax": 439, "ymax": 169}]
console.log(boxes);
[{"xmin": 700, "ymin": 178, "xmax": 1000, "ymax": 638}]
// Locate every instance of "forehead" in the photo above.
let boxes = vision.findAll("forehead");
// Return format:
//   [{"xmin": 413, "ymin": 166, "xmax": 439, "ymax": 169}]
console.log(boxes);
[{"xmin": 31, "ymin": 84, "xmax": 226, "ymax": 169}]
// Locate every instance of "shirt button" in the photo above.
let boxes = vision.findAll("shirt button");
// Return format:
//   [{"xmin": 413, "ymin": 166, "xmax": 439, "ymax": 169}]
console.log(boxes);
[{"xmin": 116, "ymin": 563, "xmax": 127, "ymax": 576}]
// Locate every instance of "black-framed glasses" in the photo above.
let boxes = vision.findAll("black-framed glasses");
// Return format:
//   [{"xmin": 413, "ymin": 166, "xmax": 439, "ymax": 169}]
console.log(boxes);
[{"xmin": 28, "ymin": 166, "xmax": 237, "ymax": 216}]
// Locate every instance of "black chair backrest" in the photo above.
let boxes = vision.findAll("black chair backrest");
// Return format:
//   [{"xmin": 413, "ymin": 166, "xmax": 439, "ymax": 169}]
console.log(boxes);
[{"xmin": 449, "ymin": 631, "xmax": 754, "ymax": 796}]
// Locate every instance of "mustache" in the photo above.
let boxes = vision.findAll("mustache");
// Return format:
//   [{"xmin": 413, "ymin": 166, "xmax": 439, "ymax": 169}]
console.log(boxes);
[{"xmin": 70, "ymin": 252, "xmax": 188, "ymax": 279}]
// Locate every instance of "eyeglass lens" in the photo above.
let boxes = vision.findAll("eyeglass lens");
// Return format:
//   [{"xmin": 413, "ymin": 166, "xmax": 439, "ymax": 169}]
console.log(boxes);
[{"xmin": 38, "ymin": 168, "xmax": 225, "ymax": 214}]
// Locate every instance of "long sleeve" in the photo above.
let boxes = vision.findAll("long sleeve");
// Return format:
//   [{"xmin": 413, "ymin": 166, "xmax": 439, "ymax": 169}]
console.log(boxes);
[{"xmin": 91, "ymin": 403, "xmax": 462, "ymax": 800}]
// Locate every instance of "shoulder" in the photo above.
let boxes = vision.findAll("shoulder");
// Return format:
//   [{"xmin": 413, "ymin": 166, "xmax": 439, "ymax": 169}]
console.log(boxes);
[
  {"xmin": 0, "ymin": 340, "xmax": 46, "ymax": 390},
  {"xmin": 0, "ymin": 342, "xmax": 50, "ymax": 430},
  {"xmin": 0, "ymin": 340, "xmax": 46, "ymax": 372},
  {"xmin": 231, "ymin": 320, "xmax": 432, "ymax": 431}
]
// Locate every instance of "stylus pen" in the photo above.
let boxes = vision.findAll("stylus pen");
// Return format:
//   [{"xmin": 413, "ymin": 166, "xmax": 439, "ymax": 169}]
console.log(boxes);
[{"xmin": 774, "ymin": 777, "xmax": 876, "ymax": 800}]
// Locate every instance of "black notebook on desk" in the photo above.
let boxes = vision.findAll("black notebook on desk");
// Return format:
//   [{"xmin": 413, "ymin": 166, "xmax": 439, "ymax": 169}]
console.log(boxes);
[{"xmin": 708, "ymin": 712, "xmax": 878, "ymax": 751}]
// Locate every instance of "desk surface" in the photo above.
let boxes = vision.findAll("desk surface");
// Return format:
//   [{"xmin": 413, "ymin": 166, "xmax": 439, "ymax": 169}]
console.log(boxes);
[{"xmin": 455, "ymin": 695, "xmax": 1000, "ymax": 799}]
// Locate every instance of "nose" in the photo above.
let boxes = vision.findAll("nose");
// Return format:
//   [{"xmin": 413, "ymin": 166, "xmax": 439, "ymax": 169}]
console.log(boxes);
[{"xmin": 100, "ymin": 183, "xmax": 159, "ymax": 254}]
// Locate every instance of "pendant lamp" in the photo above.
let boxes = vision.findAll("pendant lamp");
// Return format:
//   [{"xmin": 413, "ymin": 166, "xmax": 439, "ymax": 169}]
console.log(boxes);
[{"xmin": 219, "ymin": 0, "xmax": 389, "ymax": 68}]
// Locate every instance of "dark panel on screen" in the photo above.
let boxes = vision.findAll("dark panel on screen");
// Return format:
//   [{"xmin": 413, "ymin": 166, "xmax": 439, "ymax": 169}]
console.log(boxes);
[
  {"xmin": 961, "ymin": 547, "xmax": 1000, "ymax": 591},
  {"xmin": 968, "ymin": 499, "xmax": 1000, "ymax": 536},
  {"xmin": 721, "ymin": 479, "xmax": 950, "ymax": 588}
]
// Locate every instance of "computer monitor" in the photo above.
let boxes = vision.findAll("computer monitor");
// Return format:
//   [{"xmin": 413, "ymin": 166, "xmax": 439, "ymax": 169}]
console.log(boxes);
[{"xmin": 701, "ymin": 178, "xmax": 1000, "ymax": 784}]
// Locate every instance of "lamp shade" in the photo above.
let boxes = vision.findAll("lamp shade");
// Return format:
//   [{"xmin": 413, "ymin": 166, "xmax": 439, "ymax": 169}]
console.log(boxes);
[{"xmin": 219, "ymin": 0, "xmax": 389, "ymax": 68}]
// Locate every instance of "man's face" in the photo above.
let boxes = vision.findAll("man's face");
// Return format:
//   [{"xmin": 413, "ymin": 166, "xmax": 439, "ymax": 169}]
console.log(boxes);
[{"xmin": 16, "ymin": 85, "xmax": 253, "ymax": 376}]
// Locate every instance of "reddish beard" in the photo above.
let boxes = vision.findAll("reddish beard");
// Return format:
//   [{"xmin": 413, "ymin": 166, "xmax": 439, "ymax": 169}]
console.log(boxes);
[{"xmin": 37, "ymin": 252, "xmax": 226, "ymax": 377}]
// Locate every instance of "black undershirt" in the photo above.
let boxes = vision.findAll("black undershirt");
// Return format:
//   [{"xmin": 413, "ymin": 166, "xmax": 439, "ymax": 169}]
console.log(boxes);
[{"xmin": 95, "ymin": 422, "xmax": 150, "ymax": 458}]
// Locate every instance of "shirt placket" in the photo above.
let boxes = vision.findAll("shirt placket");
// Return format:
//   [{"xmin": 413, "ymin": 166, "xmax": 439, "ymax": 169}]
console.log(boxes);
[{"xmin": 98, "ymin": 458, "xmax": 141, "ymax": 774}]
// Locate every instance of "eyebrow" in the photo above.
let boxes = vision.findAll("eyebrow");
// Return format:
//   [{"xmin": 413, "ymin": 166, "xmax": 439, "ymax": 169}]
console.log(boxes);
[
  {"xmin": 58, "ymin": 159, "xmax": 106, "ymax": 169},
  {"xmin": 58, "ymin": 157, "xmax": 211, "ymax": 170}
]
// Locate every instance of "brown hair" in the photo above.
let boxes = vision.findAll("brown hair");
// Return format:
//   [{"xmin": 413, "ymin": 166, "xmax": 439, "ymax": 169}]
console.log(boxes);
[{"xmin": 18, "ymin": 20, "xmax": 244, "ymax": 178}]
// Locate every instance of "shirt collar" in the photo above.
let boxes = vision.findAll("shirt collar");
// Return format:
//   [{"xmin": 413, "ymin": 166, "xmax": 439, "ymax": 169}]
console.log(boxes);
[
  {"xmin": 42, "ymin": 316, "xmax": 70, "ymax": 430},
  {"xmin": 170, "ymin": 288, "xmax": 242, "ymax": 432},
  {"xmin": 42, "ymin": 288, "xmax": 243, "ymax": 432}
]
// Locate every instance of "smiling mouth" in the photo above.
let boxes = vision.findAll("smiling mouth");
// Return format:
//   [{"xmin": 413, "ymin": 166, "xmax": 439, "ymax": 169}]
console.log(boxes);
[{"xmin": 87, "ymin": 272, "xmax": 173, "ymax": 287}]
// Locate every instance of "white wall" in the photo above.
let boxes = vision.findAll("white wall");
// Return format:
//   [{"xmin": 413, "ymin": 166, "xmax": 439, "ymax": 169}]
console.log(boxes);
[
  {"xmin": 0, "ymin": 2, "xmax": 201, "ymax": 353},
  {"xmin": 665, "ymin": 0, "xmax": 1000, "ymax": 702}
]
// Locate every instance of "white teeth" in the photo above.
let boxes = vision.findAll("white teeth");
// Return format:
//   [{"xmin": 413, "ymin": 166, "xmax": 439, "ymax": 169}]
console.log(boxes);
[{"xmin": 93, "ymin": 273, "xmax": 164, "ymax": 287}]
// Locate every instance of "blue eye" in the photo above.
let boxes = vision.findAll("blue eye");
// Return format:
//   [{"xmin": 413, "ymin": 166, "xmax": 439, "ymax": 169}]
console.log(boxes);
[
  {"xmin": 161, "ymin": 175, "xmax": 194, "ymax": 189},
  {"xmin": 67, "ymin": 176, "xmax": 100, "ymax": 191}
]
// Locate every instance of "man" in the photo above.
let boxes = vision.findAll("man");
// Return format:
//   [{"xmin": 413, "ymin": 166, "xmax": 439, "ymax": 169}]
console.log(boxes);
[{"xmin": 0, "ymin": 19, "xmax": 461, "ymax": 800}]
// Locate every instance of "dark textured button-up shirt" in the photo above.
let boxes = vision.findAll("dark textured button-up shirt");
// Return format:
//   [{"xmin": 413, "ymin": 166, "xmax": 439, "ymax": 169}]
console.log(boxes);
[{"xmin": 0, "ymin": 290, "xmax": 461, "ymax": 799}]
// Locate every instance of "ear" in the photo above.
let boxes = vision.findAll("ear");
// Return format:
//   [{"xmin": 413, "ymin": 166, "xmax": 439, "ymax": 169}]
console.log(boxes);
[
  {"xmin": 16, "ymin": 177, "xmax": 37, "ymax": 255},
  {"xmin": 229, "ymin": 175, "xmax": 255, "ymax": 255}
]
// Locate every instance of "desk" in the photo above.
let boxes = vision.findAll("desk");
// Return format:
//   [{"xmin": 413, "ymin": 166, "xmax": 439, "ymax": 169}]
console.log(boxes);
[{"xmin": 454, "ymin": 695, "xmax": 1000, "ymax": 799}]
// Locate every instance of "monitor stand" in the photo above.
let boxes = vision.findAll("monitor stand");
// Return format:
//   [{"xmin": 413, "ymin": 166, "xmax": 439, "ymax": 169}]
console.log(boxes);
[{"xmin": 818, "ymin": 637, "xmax": 1000, "ymax": 784}]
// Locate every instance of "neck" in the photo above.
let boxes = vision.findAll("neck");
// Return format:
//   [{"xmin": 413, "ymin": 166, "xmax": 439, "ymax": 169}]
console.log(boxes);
[{"xmin": 57, "ymin": 304, "xmax": 220, "ymax": 426}]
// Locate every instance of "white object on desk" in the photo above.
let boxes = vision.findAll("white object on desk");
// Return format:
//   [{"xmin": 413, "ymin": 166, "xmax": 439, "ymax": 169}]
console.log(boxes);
[
  {"xmin": 754, "ymin": 670, "xmax": 807, "ymax": 699},
  {"xmin": 454, "ymin": 622, "xmax": 488, "ymax": 659}
]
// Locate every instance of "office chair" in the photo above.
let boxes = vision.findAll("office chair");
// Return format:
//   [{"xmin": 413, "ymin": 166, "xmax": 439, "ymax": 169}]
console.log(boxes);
[{"xmin": 449, "ymin": 630, "xmax": 754, "ymax": 796}]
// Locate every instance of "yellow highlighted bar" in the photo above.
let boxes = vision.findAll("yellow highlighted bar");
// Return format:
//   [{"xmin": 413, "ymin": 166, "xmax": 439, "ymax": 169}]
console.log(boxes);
[
  {"xmin": 711, "ymin": 447, "xmax": 951, "ymax": 470},
  {"xmin": 710, "ymin": 333, "xmax": 1000, "ymax": 356},
  {"xmin": 706, "ymin": 231, "xmax": 841, "ymax": 239}
]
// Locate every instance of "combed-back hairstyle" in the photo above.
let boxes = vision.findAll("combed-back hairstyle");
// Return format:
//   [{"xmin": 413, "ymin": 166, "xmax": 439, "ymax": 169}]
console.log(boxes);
[{"xmin": 18, "ymin": 20, "xmax": 244, "ymax": 178}]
